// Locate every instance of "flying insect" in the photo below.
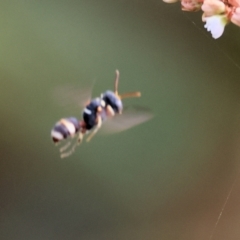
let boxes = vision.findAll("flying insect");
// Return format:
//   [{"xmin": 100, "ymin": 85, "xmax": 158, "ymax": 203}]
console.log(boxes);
[{"xmin": 51, "ymin": 70, "xmax": 152, "ymax": 158}]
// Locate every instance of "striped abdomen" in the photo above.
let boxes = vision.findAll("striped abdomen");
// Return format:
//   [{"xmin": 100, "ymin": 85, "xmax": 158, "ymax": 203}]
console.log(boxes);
[{"xmin": 51, "ymin": 117, "xmax": 80, "ymax": 143}]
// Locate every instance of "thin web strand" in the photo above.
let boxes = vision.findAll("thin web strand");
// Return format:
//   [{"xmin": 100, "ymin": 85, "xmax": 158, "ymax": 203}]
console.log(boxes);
[
  {"xmin": 181, "ymin": 12, "xmax": 240, "ymax": 240},
  {"xmin": 182, "ymin": 12, "xmax": 240, "ymax": 71},
  {"xmin": 209, "ymin": 174, "xmax": 238, "ymax": 240}
]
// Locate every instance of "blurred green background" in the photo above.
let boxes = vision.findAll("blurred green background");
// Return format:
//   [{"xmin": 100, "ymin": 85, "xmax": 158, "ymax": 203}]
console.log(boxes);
[{"xmin": 1, "ymin": 0, "xmax": 240, "ymax": 239}]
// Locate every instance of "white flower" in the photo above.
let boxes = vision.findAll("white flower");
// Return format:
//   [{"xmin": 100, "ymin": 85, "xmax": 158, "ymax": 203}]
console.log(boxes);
[{"xmin": 204, "ymin": 15, "xmax": 228, "ymax": 39}]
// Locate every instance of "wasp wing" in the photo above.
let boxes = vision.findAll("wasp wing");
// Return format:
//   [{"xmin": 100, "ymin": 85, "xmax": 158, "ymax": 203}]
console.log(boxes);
[
  {"xmin": 52, "ymin": 85, "xmax": 93, "ymax": 110},
  {"xmin": 99, "ymin": 106, "xmax": 153, "ymax": 134}
]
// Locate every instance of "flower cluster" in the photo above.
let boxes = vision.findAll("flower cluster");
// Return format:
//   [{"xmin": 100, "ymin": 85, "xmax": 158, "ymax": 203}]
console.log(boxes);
[{"xmin": 163, "ymin": 0, "xmax": 240, "ymax": 38}]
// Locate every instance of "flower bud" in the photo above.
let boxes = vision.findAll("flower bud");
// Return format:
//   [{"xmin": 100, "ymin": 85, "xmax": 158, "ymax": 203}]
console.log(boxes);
[
  {"xmin": 231, "ymin": 7, "xmax": 240, "ymax": 26},
  {"xmin": 181, "ymin": 0, "xmax": 202, "ymax": 11},
  {"xmin": 201, "ymin": 0, "xmax": 225, "ymax": 16}
]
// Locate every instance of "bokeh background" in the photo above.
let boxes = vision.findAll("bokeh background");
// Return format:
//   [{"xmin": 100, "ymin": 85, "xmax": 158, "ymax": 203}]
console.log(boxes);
[{"xmin": 1, "ymin": 0, "xmax": 240, "ymax": 239}]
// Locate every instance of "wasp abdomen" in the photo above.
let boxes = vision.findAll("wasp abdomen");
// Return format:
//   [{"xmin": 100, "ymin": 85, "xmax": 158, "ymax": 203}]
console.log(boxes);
[{"xmin": 51, "ymin": 117, "xmax": 80, "ymax": 143}]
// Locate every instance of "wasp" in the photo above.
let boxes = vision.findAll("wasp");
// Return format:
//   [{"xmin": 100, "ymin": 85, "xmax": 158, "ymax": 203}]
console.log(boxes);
[{"xmin": 51, "ymin": 70, "xmax": 151, "ymax": 158}]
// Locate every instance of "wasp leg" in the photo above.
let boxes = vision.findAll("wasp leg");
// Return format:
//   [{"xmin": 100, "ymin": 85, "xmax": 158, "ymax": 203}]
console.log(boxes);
[
  {"xmin": 60, "ymin": 142, "xmax": 78, "ymax": 158},
  {"xmin": 77, "ymin": 131, "xmax": 84, "ymax": 143},
  {"xmin": 86, "ymin": 116, "xmax": 102, "ymax": 142},
  {"xmin": 61, "ymin": 148, "xmax": 75, "ymax": 158},
  {"xmin": 60, "ymin": 141, "xmax": 71, "ymax": 153},
  {"xmin": 60, "ymin": 132, "xmax": 84, "ymax": 158},
  {"xmin": 60, "ymin": 147, "xmax": 74, "ymax": 158},
  {"xmin": 106, "ymin": 105, "xmax": 115, "ymax": 117}
]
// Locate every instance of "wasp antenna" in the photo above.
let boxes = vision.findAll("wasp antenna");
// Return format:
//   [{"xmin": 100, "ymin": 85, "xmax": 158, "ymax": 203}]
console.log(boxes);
[
  {"xmin": 118, "ymin": 91, "xmax": 141, "ymax": 99},
  {"xmin": 114, "ymin": 69, "xmax": 120, "ymax": 95}
]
